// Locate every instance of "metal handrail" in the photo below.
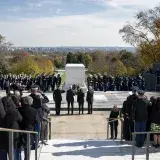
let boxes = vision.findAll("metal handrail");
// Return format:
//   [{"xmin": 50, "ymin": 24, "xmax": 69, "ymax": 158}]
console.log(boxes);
[
  {"xmin": 106, "ymin": 117, "xmax": 124, "ymax": 142},
  {"xmin": 0, "ymin": 127, "xmax": 38, "ymax": 134},
  {"xmin": 132, "ymin": 131, "xmax": 160, "ymax": 160},
  {"xmin": 0, "ymin": 127, "xmax": 38, "ymax": 160},
  {"xmin": 107, "ymin": 117, "xmax": 123, "ymax": 123}
]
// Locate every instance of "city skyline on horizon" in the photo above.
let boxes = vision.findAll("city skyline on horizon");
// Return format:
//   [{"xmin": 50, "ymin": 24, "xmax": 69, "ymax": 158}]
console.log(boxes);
[{"xmin": 0, "ymin": 0, "xmax": 159, "ymax": 47}]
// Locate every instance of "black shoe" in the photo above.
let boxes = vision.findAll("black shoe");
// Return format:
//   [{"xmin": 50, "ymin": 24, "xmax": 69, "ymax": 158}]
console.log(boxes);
[
  {"xmin": 110, "ymin": 137, "xmax": 113, "ymax": 139},
  {"xmin": 43, "ymin": 142, "xmax": 49, "ymax": 146},
  {"xmin": 152, "ymin": 144, "xmax": 159, "ymax": 148},
  {"xmin": 135, "ymin": 144, "xmax": 142, "ymax": 148}
]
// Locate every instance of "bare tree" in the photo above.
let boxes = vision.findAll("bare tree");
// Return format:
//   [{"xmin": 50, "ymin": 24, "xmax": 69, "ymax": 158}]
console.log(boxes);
[{"xmin": 119, "ymin": 5, "xmax": 160, "ymax": 64}]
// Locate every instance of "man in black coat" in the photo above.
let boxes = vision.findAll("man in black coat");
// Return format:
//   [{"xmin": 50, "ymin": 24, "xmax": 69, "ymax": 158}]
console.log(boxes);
[
  {"xmin": 125, "ymin": 87, "xmax": 139, "ymax": 140},
  {"xmin": 66, "ymin": 86, "xmax": 75, "ymax": 115},
  {"xmin": 53, "ymin": 85, "xmax": 65, "ymax": 115},
  {"xmin": 77, "ymin": 88, "xmax": 85, "ymax": 114},
  {"xmin": 86, "ymin": 86, "xmax": 94, "ymax": 114},
  {"xmin": 132, "ymin": 90, "xmax": 151, "ymax": 147}
]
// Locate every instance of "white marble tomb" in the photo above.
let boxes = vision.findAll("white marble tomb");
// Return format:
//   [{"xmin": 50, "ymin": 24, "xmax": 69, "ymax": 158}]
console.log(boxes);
[{"xmin": 64, "ymin": 64, "xmax": 87, "ymax": 91}]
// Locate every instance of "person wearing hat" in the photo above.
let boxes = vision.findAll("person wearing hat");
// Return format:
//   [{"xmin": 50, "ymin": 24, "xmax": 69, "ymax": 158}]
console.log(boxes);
[
  {"xmin": 125, "ymin": 86, "xmax": 139, "ymax": 141},
  {"xmin": 29, "ymin": 85, "xmax": 43, "ymax": 148},
  {"xmin": 132, "ymin": 90, "xmax": 151, "ymax": 147},
  {"xmin": 86, "ymin": 86, "xmax": 94, "ymax": 114}
]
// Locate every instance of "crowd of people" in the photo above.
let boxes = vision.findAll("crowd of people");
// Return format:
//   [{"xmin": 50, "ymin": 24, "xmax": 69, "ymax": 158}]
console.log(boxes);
[
  {"xmin": 109, "ymin": 86, "xmax": 160, "ymax": 148},
  {"xmin": 0, "ymin": 85, "xmax": 50, "ymax": 160},
  {"xmin": 0, "ymin": 73, "xmax": 62, "ymax": 93},
  {"xmin": 87, "ymin": 74, "xmax": 146, "ymax": 92},
  {"xmin": 146, "ymin": 68, "xmax": 160, "ymax": 76}
]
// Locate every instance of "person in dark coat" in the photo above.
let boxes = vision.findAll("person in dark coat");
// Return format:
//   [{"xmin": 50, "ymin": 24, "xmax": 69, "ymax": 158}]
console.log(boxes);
[
  {"xmin": 52, "ymin": 74, "xmax": 57, "ymax": 91},
  {"xmin": 56, "ymin": 74, "xmax": 61, "ymax": 87},
  {"xmin": 40, "ymin": 101, "xmax": 50, "ymax": 144},
  {"xmin": 19, "ymin": 96, "xmax": 38, "ymax": 160},
  {"xmin": 121, "ymin": 98, "xmax": 130, "ymax": 141},
  {"xmin": 29, "ymin": 85, "xmax": 43, "ymax": 148},
  {"xmin": 1, "ymin": 96, "xmax": 22, "ymax": 159},
  {"xmin": 77, "ymin": 88, "xmax": 85, "ymax": 114},
  {"xmin": 0, "ymin": 97, "xmax": 6, "ymax": 123},
  {"xmin": 150, "ymin": 97, "xmax": 160, "ymax": 148},
  {"xmin": 0, "ymin": 97, "xmax": 6, "ymax": 160},
  {"xmin": 132, "ymin": 90, "xmax": 151, "ymax": 148},
  {"xmin": 66, "ymin": 86, "xmax": 75, "ymax": 115},
  {"xmin": 86, "ymin": 86, "xmax": 94, "ymax": 114},
  {"xmin": 109, "ymin": 105, "xmax": 119, "ymax": 139},
  {"xmin": 126, "ymin": 87, "xmax": 139, "ymax": 140},
  {"xmin": 147, "ymin": 96, "xmax": 156, "ymax": 141},
  {"xmin": 53, "ymin": 85, "xmax": 65, "ymax": 115}
]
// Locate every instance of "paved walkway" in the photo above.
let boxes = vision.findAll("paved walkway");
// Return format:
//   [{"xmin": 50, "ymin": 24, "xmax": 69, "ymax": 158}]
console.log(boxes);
[
  {"xmin": 28, "ymin": 140, "xmax": 160, "ymax": 160},
  {"xmin": 51, "ymin": 112, "xmax": 110, "ymax": 139}
]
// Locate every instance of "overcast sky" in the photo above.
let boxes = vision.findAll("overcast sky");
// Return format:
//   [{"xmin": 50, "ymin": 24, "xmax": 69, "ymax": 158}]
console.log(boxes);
[{"xmin": 0, "ymin": 0, "xmax": 159, "ymax": 47}]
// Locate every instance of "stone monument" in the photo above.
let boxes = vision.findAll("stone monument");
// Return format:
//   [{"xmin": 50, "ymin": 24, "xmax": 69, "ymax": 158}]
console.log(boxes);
[{"xmin": 63, "ymin": 63, "xmax": 87, "ymax": 92}]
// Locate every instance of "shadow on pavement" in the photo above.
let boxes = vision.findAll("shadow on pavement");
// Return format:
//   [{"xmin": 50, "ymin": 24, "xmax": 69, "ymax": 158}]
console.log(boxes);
[{"xmin": 52, "ymin": 140, "xmax": 159, "ymax": 158}]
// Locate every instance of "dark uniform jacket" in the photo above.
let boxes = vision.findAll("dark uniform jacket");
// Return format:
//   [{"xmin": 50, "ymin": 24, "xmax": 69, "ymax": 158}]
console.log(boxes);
[
  {"xmin": 30, "ymin": 94, "xmax": 43, "ymax": 110},
  {"xmin": 121, "ymin": 100, "xmax": 127, "ymax": 116},
  {"xmin": 30, "ymin": 94, "xmax": 44, "ymax": 122},
  {"xmin": 132, "ymin": 98, "xmax": 151, "ymax": 122},
  {"xmin": 126, "ymin": 94, "xmax": 138, "ymax": 116}
]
